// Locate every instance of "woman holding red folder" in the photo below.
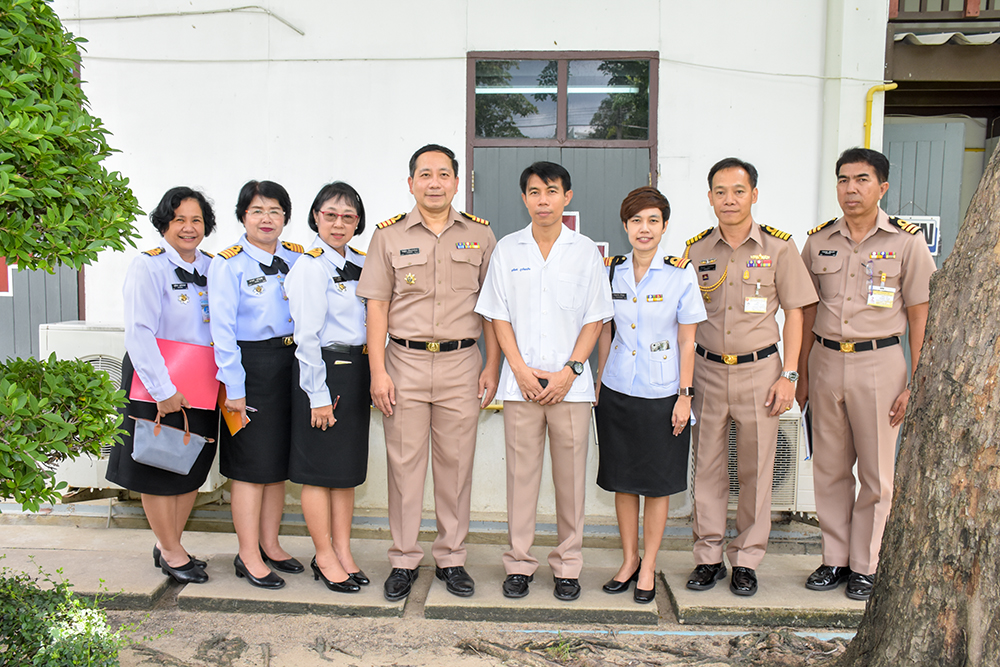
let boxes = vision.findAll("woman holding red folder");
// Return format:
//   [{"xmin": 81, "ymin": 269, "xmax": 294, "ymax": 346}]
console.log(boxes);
[{"xmin": 107, "ymin": 187, "xmax": 220, "ymax": 585}]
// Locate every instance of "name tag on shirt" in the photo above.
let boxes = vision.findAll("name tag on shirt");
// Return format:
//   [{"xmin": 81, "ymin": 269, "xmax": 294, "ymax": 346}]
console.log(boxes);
[
  {"xmin": 744, "ymin": 296, "xmax": 767, "ymax": 313},
  {"xmin": 819, "ymin": 250, "xmax": 838, "ymax": 257},
  {"xmin": 171, "ymin": 283, "xmax": 188, "ymax": 290},
  {"xmin": 400, "ymin": 248, "xmax": 420, "ymax": 256},
  {"xmin": 612, "ymin": 292, "xmax": 627, "ymax": 300},
  {"xmin": 247, "ymin": 276, "xmax": 266, "ymax": 286},
  {"xmin": 868, "ymin": 286, "xmax": 896, "ymax": 308},
  {"xmin": 700, "ymin": 263, "xmax": 716, "ymax": 272}
]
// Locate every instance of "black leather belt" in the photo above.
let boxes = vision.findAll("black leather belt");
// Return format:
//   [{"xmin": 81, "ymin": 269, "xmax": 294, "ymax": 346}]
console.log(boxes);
[
  {"xmin": 238, "ymin": 335, "xmax": 295, "ymax": 348},
  {"xmin": 815, "ymin": 334, "xmax": 900, "ymax": 353},
  {"xmin": 323, "ymin": 343, "xmax": 368, "ymax": 355},
  {"xmin": 696, "ymin": 343, "xmax": 778, "ymax": 366},
  {"xmin": 390, "ymin": 336, "xmax": 477, "ymax": 353}
]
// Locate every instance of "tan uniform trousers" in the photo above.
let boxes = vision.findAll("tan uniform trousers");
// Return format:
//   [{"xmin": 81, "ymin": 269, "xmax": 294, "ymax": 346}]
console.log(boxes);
[
  {"xmin": 692, "ymin": 352, "xmax": 781, "ymax": 569},
  {"xmin": 383, "ymin": 342, "xmax": 482, "ymax": 569},
  {"xmin": 502, "ymin": 400, "xmax": 591, "ymax": 579},
  {"xmin": 809, "ymin": 342, "xmax": 906, "ymax": 575}
]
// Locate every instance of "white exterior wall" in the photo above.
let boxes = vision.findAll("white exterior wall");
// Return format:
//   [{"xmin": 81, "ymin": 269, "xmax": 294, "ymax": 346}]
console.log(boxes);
[{"xmin": 51, "ymin": 0, "xmax": 888, "ymax": 521}]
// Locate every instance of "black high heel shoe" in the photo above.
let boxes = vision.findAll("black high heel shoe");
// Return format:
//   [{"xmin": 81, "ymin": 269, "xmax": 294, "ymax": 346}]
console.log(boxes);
[
  {"xmin": 154, "ymin": 545, "xmax": 206, "ymax": 569},
  {"xmin": 349, "ymin": 569, "xmax": 370, "ymax": 586},
  {"xmin": 234, "ymin": 554, "xmax": 285, "ymax": 589},
  {"xmin": 311, "ymin": 557, "xmax": 360, "ymax": 593},
  {"xmin": 259, "ymin": 545, "xmax": 304, "ymax": 573},
  {"xmin": 160, "ymin": 557, "xmax": 208, "ymax": 584},
  {"xmin": 633, "ymin": 580, "xmax": 655, "ymax": 604},
  {"xmin": 602, "ymin": 558, "xmax": 641, "ymax": 594}
]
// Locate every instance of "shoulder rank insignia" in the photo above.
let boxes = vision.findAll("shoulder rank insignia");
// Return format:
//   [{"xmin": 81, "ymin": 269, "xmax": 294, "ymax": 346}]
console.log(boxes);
[
  {"xmin": 200, "ymin": 249, "xmax": 214, "ymax": 258},
  {"xmin": 760, "ymin": 224, "xmax": 792, "ymax": 241},
  {"xmin": 685, "ymin": 227, "xmax": 714, "ymax": 247},
  {"xmin": 348, "ymin": 245, "xmax": 366, "ymax": 256},
  {"xmin": 304, "ymin": 247, "xmax": 324, "ymax": 258},
  {"xmin": 460, "ymin": 211, "xmax": 490, "ymax": 225},
  {"xmin": 890, "ymin": 217, "xmax": 921, "ymax": 234},
  {"xmin": 665, "ymin": 255, "xmax": 691, "ymax": 269},
  {"xmin": 808, "ymin": 218, "xmax": 838, "ymax": 236},
  {"xmin": 604, "ymin": 255, "xmax": 627, "ymax": 267},
  {"xmin": 281, "ymin": 241, "xmax": 304, "ymax": 254},
  {"xmin": 219, "ymin": 245, "xmax": 243, "ymax": 260},
  {"xmin": 377, "ymin": 213, "xmax": 407, "ymax": 229},
  {"xmin": 141, "ymin": 247, "xmax": 165, "ymax": 256}
]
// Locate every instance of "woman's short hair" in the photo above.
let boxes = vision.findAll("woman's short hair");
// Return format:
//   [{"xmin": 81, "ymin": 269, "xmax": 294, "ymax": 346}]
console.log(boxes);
[
  {"xmin": 620, "ymin": 186, "xmax": 670, "ymax": 223},
  {"xmin": 307, "ymin": 181, "xmax": 366, "ymax": 236},
  {"xmin": 235, "ymin": 180, "xmax": 292, "ymax": 225},
  {"xmin": 150, "ymin": 187, "xmax": 216, "ymax": 237}
]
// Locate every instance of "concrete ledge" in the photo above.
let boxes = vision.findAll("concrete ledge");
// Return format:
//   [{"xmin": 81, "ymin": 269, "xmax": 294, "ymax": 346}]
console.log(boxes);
[{"xmin": 660, "ymin": 552, "xmax": 865, "ymax": 628}]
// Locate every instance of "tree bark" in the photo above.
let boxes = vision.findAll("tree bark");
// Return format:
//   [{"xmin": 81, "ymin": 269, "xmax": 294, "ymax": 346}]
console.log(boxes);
[{"xmin": 839, "ymin": 147, "xmax": 1000, "ymax": 665}]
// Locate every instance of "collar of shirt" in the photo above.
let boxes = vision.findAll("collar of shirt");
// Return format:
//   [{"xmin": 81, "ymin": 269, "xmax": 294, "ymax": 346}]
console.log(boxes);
[
  {"xmin": 706, "ymin": 221, "xmax": 764, "ymax": 251},
  {"xmin": 311, "ymin": 234, "xmax": 349, "ymax": 270},
  {"xmin": 619, "ymin": 251, "xmax": 665, "ymax": 290},
  {"xmin": 513, "ymin": 220, "xmax": 575, "ymax": 251},
  {"xmin": 161, "ymin": 241, "xmax": 197, "ymax": 271},
  {"xmin": 239, "ymin": 233, "xmax": 281, "ymax": 266},
  {"xmin": 833, "ymin": 208, "xmax": 899, "ymax": 245},
  {"xmin": 403, "ymin": 205, "xmax": 465, "ymax": 235}
]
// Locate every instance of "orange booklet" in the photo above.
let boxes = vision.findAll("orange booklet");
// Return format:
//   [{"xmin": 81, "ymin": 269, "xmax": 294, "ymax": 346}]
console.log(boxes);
[
  {"xmin": 218, "ymin": 384, "xmax": 250, "ymax": 436},
  {"xmin": 129, "ymin": 339, "xmax": 219, "ymax": 410}
]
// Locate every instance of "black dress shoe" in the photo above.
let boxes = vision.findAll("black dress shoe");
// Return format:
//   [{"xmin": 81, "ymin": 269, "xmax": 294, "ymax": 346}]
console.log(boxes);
[
  {"xmin": 553, "ymin": 577, "xmax": 581, "ymax": 601},
  {"xmin": 502, "ymin": 574, "xmax": 533, "ymax": 598},
  {"xmin": 160, "ymin": 557, "xmax": 208, "ymax": 584},
  {"xmin": 846, "ymin": 572, "xmax": 874, "ymax": 601},
  {"xmin": 633, "ymin": 582, "xmax": 655, "ymax": 604},
  {"xmin": 234, "ymin": 555, "xmax": 285, "ymax": 589},
  {"xmin": 384, "ymin": 567, "xmax": 419, "ymax": 601},
  {"xmin": 153, "ymin": 545, "xmax": 206, "ymax": 569},
  {"xmin": 311, "ymin": 557, "xmax": 360, "ymax": 593},
  {"xmin": 806, "ymin": 564, "xmax": 853, "ymax": 591},
  {"xmin": 686, "ymin": 562, "xmax": 727, "ymax": 591},
  {"xmin": 602, "ymin": 559, "xmax": 641, "ymax": 594},
  {"xmin": 730, "ymin": 566, "xmax": 758, "ymax": 597},
  {"xmin": 349, "ymin": 569, "xmax": 370, "ymax": 586},
  {"xmin": 259, "ymin": 545, "xmax": 304, "ymax": 574},
  {"xmin": 435, "ymin": 565, "xmax": 475, "ymax": 597}
]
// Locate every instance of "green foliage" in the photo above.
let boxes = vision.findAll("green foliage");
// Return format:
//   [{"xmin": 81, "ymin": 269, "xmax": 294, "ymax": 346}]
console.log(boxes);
[
  {"xmin": 0, "ymin": 562, "xmax": 126, "ymax": 666},
  {"xmin": 474, "ymin": 60, "xmax": 538, "ymax": 139},
  {"xmin": 0, "ymin": 354, "xmax": 125, "ymax": 512},
  {"xmin": 0, "ymin": 0, "xmax": 141, "ymax": 272},
  {"xmin": 585, "ymin": 60, "xmax": 650, "ymax": 140}
]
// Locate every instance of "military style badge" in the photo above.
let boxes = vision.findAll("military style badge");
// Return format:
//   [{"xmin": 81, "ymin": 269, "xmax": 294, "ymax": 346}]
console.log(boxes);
[
  {"xmin": 456, "ymin": 242, "xmax": 480, "ymax": 249},
  {"xmin": 254, "ymin": 285, "xmax": 264, "ymax": 295},
  {"xmin": 646, "ymin": 294, "xmax": 663, "ymax": 302},
  {"xmin": 178, "ymin": 293, "xmax": 189, "ymax": 304},
  {"xmin": 337, "ymin": 283, "xmax": 347, "ymax": 292},
  {"xmin": 870, "ymin": 251, "xmax": 897, "ymax": 259},
  {"xmin": 405, "ymin": 273, "xmax": 416, "ymax": 285}
]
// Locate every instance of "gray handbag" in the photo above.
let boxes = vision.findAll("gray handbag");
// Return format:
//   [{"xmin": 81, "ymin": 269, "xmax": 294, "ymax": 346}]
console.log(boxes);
[{"xmin": 131, "ymin": 409, "xmax": 212, "ymax": 475}]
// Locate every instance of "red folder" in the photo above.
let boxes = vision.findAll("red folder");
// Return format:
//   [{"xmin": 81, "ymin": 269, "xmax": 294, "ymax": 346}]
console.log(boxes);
[{"xmin": 129, "ymin": 339, "xmax": 220, "ymax": 410}]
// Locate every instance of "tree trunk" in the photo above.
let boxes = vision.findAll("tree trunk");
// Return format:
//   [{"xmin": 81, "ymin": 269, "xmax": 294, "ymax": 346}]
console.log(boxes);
[{"xmin": 838, "ymin": 147, "xmax": 1000, "ymax": 665}]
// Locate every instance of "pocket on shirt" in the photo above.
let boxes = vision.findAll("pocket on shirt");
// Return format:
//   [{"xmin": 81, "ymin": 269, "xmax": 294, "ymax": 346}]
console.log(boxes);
[
  {"xmin": 742, "ymin": 268, "xmax": 775, "ymax": 300},
  {"xmin": 391, "ymin": 253, "xmax": 429, "ymax": 295},
  {"xmin": 450, "ymin": 250, "xmax": 482, "ymax": 293},
  {"xmin": 811, "ymin": 256, "xmax": 844, "ymax": 299},
  {"xmin": 604, "ymin": 343, "xmax": 624, "ymax": 378},
  {"xmin": 870, "ymin": 258, "xmax": 902, "ymax": 290},
  {"xmin": 557, "ymin": 273, "xmax": 586, "ymax": 310},
  {"xmin": 650, "ymin": 348, "xmax": 678, "ymax": 387}
]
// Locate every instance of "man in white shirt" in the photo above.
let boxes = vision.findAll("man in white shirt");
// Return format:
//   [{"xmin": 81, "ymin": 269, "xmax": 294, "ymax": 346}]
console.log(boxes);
[{"xmin": 475, "ymin": 162, "xmax": 614, "ymax": 601}]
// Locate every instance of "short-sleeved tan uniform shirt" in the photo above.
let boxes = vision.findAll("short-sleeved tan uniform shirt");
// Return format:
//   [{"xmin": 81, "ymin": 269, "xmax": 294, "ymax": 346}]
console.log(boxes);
[
  {"xmin": 356, "ymin": 206, "xmax": 496, "ymax": 341},
  {"xmin": 684, "ymin": 223, "xmax": 817, "ymax": 355},
  {"xmin": 801, "ymin": 209, "xmax": 935, "ymax": 341}
]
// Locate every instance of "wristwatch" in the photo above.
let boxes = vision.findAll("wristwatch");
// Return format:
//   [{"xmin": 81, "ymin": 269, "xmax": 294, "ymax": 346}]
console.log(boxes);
[
  {"xmin": 781, "ymin": 370, "xmax": 799, "ymax": 383},
  {"xmin": 678, "ymin": 386, "xmax": 695, "ymax": 397},
  {"xmin": 564, "ymin": 360, "xmax": 584, "ymax": 376}
]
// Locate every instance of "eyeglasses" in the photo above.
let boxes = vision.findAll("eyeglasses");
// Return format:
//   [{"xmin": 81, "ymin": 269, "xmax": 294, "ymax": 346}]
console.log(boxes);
[
  {"xmin": 318, "ymin": 211, "xmax": 359, "ymax": 225},
  {"xmin": 246, "ymin": 208, "xmax": 285, "ymax": 220}
]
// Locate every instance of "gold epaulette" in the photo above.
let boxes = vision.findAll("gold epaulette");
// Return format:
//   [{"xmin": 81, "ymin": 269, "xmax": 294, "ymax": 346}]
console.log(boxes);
[
  {"xmin": 377, "ymin": 213, "xmax": 406, "ymax": 229},
  {"xmin": 219, "ymin": 245, "xmax": 243, "ymax": 260},
  {"xmin": 200, "ymin": 249, "xmax": 214, "ymax": 258},
  {"xmin": 604, "ymin": 255, "xmax": 626, "ymax": 267},
  {"xmin": 141, "ymin": 247, "xmax": 164, "ymax": 256},
  {"xmin": 665, "ymin": 255, "xmax": 691, "ymax": 269},
  {"xmin": 281, "ymin": 241, "xmax": 304, "ymax": 253},
  {"xmin": 304, "ymin": 247, "xmax": 324, "ymax": 258},
  {"xmin": 686, "ymin": 227, "xmax": 714, "ymax": 246},
  {"xmin": 348, "ymin": 246, "xmax": 366, "ymax": 256},
  {"xmin": 808, "ymin": 218, "xmax": 838, "ymax": 236},
  {"xmin": 760, "ymin": 224, "xmax": 792, "ymax": 241},
  {"xmin": 460, "ymin": 211, "xmax": 490, "ymax": 226},
  {"xmin": 891, "ymin": 217, "xmax": 921, "ymax": 235}
]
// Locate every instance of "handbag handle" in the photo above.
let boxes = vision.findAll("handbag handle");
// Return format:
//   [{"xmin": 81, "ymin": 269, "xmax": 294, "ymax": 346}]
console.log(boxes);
[{"xmin": 153, "ymin": 408, "xmax": 192, "ymax": 445}]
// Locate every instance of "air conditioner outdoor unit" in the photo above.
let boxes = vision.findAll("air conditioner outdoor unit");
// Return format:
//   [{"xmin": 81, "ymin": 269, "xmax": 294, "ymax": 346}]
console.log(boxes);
[{"xmin": 39, "ymin": 321, "xmax": 225, "ymax": 494}]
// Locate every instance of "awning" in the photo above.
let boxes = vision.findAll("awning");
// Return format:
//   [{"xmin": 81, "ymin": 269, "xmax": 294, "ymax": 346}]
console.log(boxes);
[{"xmin": 894, "ymin": 31, "xmax": 1000, "ymax": 45}]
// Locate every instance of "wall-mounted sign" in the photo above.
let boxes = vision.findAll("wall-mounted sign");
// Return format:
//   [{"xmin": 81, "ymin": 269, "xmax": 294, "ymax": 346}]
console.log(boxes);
[
  {"xmin": 595, "ymin": 242, "xmax": 609, "ymax": 258},
  {"xmin": 562, "ymin": 211, "xmax": 580, "ymax": 232},
  {"xmin": 0, "ymin": 258, "xmax": 13, "ymax": 297},
  {"xmin": 903, "ymin": 215, "xmax": 940, "ymax": 256}
]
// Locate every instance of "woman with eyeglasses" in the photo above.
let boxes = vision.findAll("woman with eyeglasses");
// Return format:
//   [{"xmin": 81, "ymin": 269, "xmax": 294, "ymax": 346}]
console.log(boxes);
[
  {"xmin": 208, "ymin": 180, "xmax": 304, "ymax": 590},
  {"xmin": 285, "ymin": 182, "xmax": 370, "ymax": 593},
  {"xmin": 107, "ymin": 187, "xmax": 219, "ymax": 585}
]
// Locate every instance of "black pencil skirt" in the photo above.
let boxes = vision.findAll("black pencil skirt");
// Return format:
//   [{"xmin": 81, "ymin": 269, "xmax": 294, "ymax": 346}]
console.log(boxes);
[
  {"xmin": 595, "ymin": 383, "xmax": 691, "ymax": 497},
  {"xmin": 288, "ymin": 347, "xmax": 370, "ymax": 488}
]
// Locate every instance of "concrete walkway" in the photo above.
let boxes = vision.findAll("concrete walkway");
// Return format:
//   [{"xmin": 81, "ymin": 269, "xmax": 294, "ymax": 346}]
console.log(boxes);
[{"xmin": 0, "ymin": 525, "xmax": 864, "ymax": 628}]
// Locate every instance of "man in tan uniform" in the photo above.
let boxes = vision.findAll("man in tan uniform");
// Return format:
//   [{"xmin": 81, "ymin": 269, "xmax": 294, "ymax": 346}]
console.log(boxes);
[
  {"xmin": 357, "ymin": 144, "xmax": 500, "ymax": 601},
  {"xmin": 797, "ymin": 148, "xmax": 935, "ymax": 601},
  {"xmin": 684, "ymin": 157, "xmax": 817, "ymax": 597}
]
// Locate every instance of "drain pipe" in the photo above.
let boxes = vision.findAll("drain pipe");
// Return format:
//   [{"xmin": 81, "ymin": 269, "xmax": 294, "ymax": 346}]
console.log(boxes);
[{"xmin": 864, "ymin": 83, "xmax": 898, "ymax": 149}]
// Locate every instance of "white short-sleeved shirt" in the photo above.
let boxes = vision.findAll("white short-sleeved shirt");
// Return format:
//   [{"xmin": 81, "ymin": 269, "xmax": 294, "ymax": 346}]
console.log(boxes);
[
  {"xmin": 600, "ymin": 253, "xmax": 706, "ymax": 398},
  {"xmin": 286, "ymin": 235, "xmax": 367, "ymax": 408},
  {"xmin": 475, "ymin": 223, "xmax": 614, "ymax": 402}
]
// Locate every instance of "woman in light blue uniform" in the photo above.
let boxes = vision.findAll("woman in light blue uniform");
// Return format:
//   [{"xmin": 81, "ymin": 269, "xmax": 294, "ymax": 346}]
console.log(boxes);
[
  {"xmin": 595, "ymin": 186, "xmax": 707, "ymax": 603},
  {"xmin": 286, "ymin": 181, "xmax": 369, "ymax": 594},
  {"xmin": 107, "ymin": 187, "xmax": 219, "ymax": 584},
  {"xmin": 208, "ymin": 180, "xmax": 303, "ymax": 590}
]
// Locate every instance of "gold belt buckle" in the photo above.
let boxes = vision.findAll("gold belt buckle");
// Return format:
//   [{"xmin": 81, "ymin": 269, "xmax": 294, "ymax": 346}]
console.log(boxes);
[
  {"xmin": 722, "ymin": 354, "xmax": 738, "ymax": 365},
  {"xmin": 282, "ymin": 336, "xmax": 294, "ymax": 347},
  {"xmin": 426, "ymin": 341, "xmax": 441, "ymax": 353},
  {"xmin": 840, "ymin": 341, "xmax": 855, "ymax": 353},
  {"xmin": 362, "ymin": 344, "xmax": 368, "ymax": 355}
]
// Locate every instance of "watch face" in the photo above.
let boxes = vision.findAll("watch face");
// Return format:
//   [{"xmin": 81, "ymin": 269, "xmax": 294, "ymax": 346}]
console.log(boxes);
[{"xmin": 568, "ymin": 361, "xmax": 584, "ymax": 375}]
